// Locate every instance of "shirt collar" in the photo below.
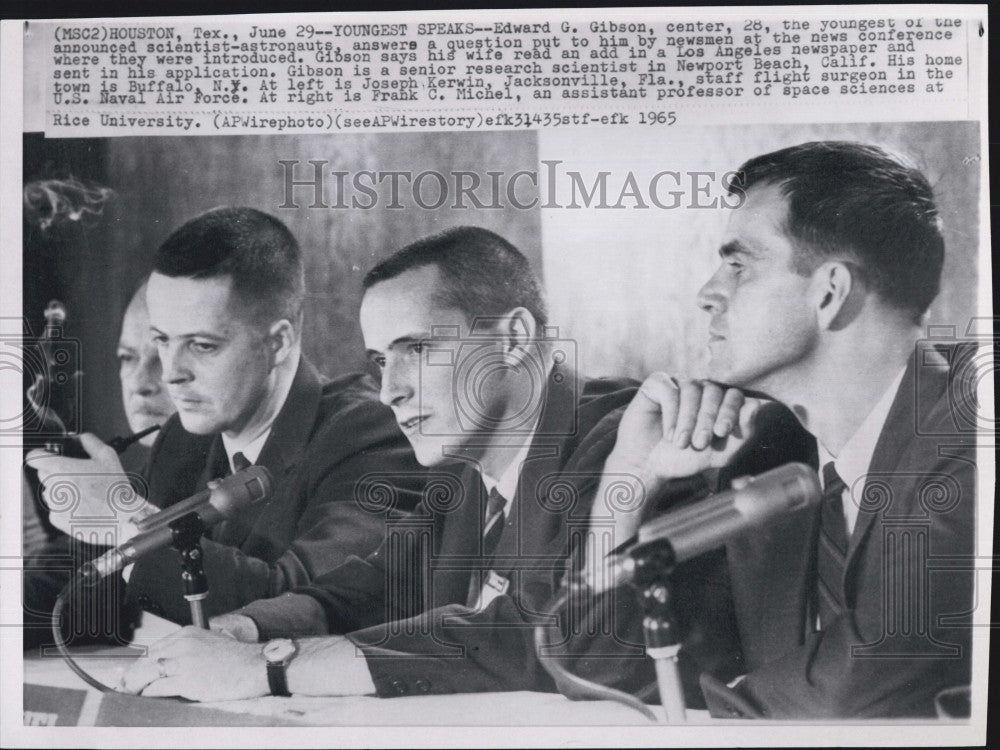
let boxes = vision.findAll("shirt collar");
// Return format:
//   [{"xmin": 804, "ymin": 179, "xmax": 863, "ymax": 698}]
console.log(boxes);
[
  {"xmin": 479, "ymin": 421, "xmax": 539, "ymax": 517},
  {"xmin": 218, "ymin": 364, "xmax": 298, "ymax": 472},
  {"xmin": 221, "ymin": 427, "xmax": 272, "ymax": 472},
  {"xmin": 818, "ymin": 367, "xmax": 905, "ymax": 528}
]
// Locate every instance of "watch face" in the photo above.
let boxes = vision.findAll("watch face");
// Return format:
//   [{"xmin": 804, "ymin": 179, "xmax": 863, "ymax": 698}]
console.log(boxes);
[{"xmin": 263, "ymin": 638, "xmax": 295, "ymax": 663}]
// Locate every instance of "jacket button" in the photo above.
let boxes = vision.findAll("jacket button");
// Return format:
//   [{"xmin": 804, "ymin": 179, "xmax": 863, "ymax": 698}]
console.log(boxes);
[
  {"xmin": 415, "ymin": 679, "xmax": 431, "ymax": 693},
  {"xmin": 390, "ymin": 679, "xmax": 408, "ymax": 696}
]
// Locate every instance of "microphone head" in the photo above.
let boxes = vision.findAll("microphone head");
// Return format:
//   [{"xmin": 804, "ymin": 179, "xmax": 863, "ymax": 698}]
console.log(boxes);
[
  {"xmin": 730, "ymin": 462, "xmax": 821, "ymax": 526},
  {"xmin": 209, "ymin": 465, "xmax": 273, "ymax": 517},
  {"xmin": 636, "ymin": 462, "xmax": 822, "ymax": 565}
]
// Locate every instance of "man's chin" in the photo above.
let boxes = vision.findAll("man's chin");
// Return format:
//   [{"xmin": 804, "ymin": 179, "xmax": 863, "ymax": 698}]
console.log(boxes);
[
  {"xmin": 176, "ymin": 413, "xmax": 221, "ymax": 435},
  {"xmin": 410, "ymin": 443, "xmax": 445, "ymax": 467}
]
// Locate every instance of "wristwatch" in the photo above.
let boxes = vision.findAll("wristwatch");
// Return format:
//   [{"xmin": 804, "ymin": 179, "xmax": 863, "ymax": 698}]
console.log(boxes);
[{"xmin": 262, "ymin": 638, "xmax": 297, "ymax": 697}]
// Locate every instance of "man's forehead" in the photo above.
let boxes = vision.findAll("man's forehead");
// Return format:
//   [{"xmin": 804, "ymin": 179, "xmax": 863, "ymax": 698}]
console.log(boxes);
[
  {"xmin": 146, "ymin": 273, "xmax": 241, "ymax": 331},
  {"xmin": 723, "ymin": 183, "xmax": 793, "ymax": 249},
  {"xmin": 361, "ymin": 268, "xmax": 468, "ymax": 343}
]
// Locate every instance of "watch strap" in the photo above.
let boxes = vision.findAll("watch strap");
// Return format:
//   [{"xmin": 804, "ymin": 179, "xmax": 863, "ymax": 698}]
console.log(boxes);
[{"xmin": 266, "ymin": 660, "xmax": 290, "ymax": 697}]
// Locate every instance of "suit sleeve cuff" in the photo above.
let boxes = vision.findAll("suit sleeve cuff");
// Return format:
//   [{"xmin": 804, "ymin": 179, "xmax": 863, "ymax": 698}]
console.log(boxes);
[{"xmin": 237, "ymin": 593, "xmax": 329, "ymax": 640}]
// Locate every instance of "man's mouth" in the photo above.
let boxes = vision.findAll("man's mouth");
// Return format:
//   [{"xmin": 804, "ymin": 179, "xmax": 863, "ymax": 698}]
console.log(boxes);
[
  {"xmin": 399, "ymin": 415, "xmax": 429, "ymax": 432},
  {"xmin": 132, "ymin": 404, "xmax": 169, "ymax": 418}
]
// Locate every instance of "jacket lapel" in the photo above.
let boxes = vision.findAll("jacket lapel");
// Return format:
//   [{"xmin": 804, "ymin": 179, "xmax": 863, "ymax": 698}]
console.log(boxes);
[
  {"xmin": 495, "ymin": 367, "xmax": 581, "ymax": 568},
  {"xmin": 843, "ymin": 346, "xmax": 944, "ymax": 580},
  {"xmin": 435, "ymin": 465, "xmax": 486, "ymax": 608},
  {"xmin": 213, "ymin": 359, "xmax": 323, "ymax": 547}
]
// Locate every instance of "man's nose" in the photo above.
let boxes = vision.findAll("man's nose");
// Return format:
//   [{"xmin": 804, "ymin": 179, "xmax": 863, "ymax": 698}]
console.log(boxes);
[
  {"xmin": 379, "ymin": 358, "xmax": 413, "ymax": 408},
  {"xmin": 161, "ymin": 344, "xmax": 193, "ymax": 385},
  {"xmin": 132, "ymin": 351, "xmax": 165, "ymax": 395},
  {"xmin": 697, "ymin": 269, "xmax": 727, "ymax": 314}
]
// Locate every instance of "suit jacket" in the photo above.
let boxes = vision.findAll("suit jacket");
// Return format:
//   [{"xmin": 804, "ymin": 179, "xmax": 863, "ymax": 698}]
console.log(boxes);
[
  {"xmin": 550, "ymin": 401, "xmax": 817, "ymax": 708},
  {"xmin": 705, "ymin": 342, "xmax": 976, "ymax": 718},
  {"xmin": 239, "ymin": 368, "xmax": 639, "ymax": 697},
  {"xmin": 126, "ymin": 359, "xmax": 425, "ymax": 624}
]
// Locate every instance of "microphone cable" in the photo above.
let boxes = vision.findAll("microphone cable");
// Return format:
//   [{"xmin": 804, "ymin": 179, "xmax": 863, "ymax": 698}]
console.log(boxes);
[
  {"xmin": 534, "ymin": 573, "xmax": 659, "ymax": 722},
  {"xmin": 51, "ymin": 571, "xmax": 116, "ymax": 693}
]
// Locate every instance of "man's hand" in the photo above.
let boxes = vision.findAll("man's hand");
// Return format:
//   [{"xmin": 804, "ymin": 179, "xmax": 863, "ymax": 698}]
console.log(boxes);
[
  {"xmin": 608, "ymin": 374, "xmax": 760, "ymax": 492},
  {"xmin": 25, "ymin": 433, "xmax": 151, "ymax": 546},
  {"xmin": 119, "ymin": 626, "xmax": 269, "ymax": 702},
  {"xmin": 584, "ymin": 375, "xmax": 762, "ymax": 590},
  {"xmin": 209, "ymin": 613, "xmax": 261, "ymax": 643}
]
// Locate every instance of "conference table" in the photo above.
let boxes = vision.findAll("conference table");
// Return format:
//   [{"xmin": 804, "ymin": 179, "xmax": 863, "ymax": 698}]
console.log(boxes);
[{"xmin": 24, "ymin": 643, "xmax": 709, "ymax": 727}]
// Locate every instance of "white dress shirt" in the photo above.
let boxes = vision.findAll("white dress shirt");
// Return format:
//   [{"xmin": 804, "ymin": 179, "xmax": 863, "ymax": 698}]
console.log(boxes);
[
  {"xmin": 221, "ymin": 427, "xmax": 272, "ymax": 472},
  {"xmin": 817, "ymin": 367, "xmax": 906, "ymax": 535}
]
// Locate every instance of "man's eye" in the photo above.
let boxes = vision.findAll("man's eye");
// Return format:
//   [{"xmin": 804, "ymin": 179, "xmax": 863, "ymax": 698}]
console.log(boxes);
[
  {"xmin": 190, "ymin": 341, "xmax": 217, "ymax": 354},
  {"xmin": 117, "ymin": 352, "xmax": 135, "ymax": 364},
  {"xmin": 409, "ymin": 342, "xmax": 425, "ymax": 355},
  {"xmin": 371, "ymin": 355, "xmax": 386, "ymax": 368},
  {"xmin": 727, "ymin": 260, "xmax": 744, "ymax": 273},
  {"xmin": 152, "ymin": 335, "xmax": 167, "ymax": 346}
]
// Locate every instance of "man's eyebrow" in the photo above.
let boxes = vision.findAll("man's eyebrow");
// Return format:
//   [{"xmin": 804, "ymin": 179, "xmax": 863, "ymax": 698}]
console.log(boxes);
[
  {"xmin": 387, "ymin": 333, "xmax": 430, "ymax": 349},
  {"xmin": 719, "ymin": 240, "xmax": 756, "ymax": 259},
  {"xmin": 148, "ymin": 327, "xmax": 226, "ymax": 341},
  {"xmin": 365, "ymin": 334, "xmax": 432, "ymax": 358}
]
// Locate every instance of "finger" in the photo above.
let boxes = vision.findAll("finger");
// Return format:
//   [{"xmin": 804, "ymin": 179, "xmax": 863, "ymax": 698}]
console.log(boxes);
[
  {"xmin": 24, "ymin": 448, "xmax": 60, "ymax": 468},
  {"xmin": 140, "ymin": 676, "xmax": 190, "ymax": 699},
  {"xmin": 736, "ymin": 398, "xmax": 763, "ymax": 439},
  {"xmin": 77, "ymin": 433, "xmax": 115, "ymax": 461},
  {"xmin": 713, "ymin": 388, "xmax": 746, "ymax": 438},
  {"xmin": 691, "ymin": 382, "xmax": 725, "ymax": 449},
  {"xmin": 118, "ymin": 659, "xmax": 160, "ymax": 695},
  {"xmin": 730, "ymin": 475, "xmax": 753, "ymax": 490},
  {"xmin": 673, "ymin": 380, "xmax": 703, "ymax": 448},
  {"xmin": 24, "ymin": 450, "xmax": 71, "ymax": 483},
  {"xmin": 637, "ymin": 372, "xmax": 680, "ymax": 440}
]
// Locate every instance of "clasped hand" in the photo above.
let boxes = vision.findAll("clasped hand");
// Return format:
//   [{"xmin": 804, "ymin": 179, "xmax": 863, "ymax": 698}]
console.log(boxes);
[
  {"xmin": 589, "ymin": 375, "xmax": 763, "ymax": 574},
  {"xmin": 25, "ymin": 434, "xmax": 148, "ymax": 547}
]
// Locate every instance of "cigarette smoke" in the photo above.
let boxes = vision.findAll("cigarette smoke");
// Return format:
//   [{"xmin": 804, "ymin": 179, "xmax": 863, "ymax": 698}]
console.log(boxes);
[{"xmin": 23, "ymin": 178, "xmax": 115, "ymax": 230}]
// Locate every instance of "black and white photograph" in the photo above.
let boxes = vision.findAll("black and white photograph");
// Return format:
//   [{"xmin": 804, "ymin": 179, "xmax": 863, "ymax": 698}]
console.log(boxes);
[{"xmin": 1, "ymin": 6, "xmax": 991, "ymax": 747}]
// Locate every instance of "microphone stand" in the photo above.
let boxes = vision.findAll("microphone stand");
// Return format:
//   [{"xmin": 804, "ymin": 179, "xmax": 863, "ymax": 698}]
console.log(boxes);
[
  {"xmin": 630, "ymin": 538, "xmax": 686, "ymax": 723},
  {"xmin": 168, "ymin": 512, "xmax": 210, "ymax": 629}
]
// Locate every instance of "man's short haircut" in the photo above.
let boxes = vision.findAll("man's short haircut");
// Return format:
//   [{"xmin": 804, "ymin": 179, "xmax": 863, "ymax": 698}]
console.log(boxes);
[
  {"xmin": 363, "ymin": 226, "xmax": 548, "ymax": 328},
  {"xmin": 730, "ymin": 141, "xmax": 945, "ymax": 321},
  {"xmin": 153, "ymin": 207, "xmax": 304, "ymax": 327}
]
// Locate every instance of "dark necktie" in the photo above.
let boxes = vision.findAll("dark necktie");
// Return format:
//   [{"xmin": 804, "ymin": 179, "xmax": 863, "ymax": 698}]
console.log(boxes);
[
  {"xmin": 232, "ymin": 451, "xmax": 251, "ymax": 473},
  {"xmin": 214, "ymin": 452, "xmax": 251, "ymax": 543},
  {"xmin": 482, "ymin": 487, "xmax": 507, "ymax": 560},
  {"xmin": 464, "ymin": 487, "xmax": 509, "ymax": 608},
  {"xmin": 817, "ymin": 462, "xmax": 849, "ymax": 629}
]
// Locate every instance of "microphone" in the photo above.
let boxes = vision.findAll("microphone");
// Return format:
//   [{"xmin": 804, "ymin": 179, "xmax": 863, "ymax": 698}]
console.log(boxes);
[
  {"xmin": 133, "ymin": 463, "xmax": 266, "ymax": 533},
  {"xmin": 610, "ymin": 462, "xmax": 820, "ymax": 585},
  {"xmin": 79, "ymin": 466, "xmax": 272, "ymax": 585}
]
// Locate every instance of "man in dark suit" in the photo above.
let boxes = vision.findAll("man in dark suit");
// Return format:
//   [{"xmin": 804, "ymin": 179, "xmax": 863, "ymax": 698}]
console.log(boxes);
[
  {"xmin": 120, "ymin": 226, "xmax": 675, "ymax": 701},
  {"xmin": 28, "ymin": 207, "xmax": 423, "ymax": 627},
  {"xmin": 574, "ymin": 142, "xmax": 976, "ymax": 718},
  {"xmin": 23, "ymin": 277, "xmax": 177, "ymax": 649}
]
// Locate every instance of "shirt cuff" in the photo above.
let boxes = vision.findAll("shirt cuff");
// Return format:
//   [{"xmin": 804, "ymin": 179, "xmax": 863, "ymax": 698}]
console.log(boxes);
[{"xmin": 237, "ymin": 593, "xmax": 330, "ymax": 641}]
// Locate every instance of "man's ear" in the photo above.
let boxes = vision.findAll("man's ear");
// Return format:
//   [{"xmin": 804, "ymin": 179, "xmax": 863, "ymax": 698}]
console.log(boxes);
[
  {"xmin": 497, "ymin": 307, "xmax": 537, "ymax": 356},
  {"xmin": 814, "ymin": 261, "xmax": 862, "ymax": 331},
  {"xmin": 266, "ymin": 318, "xmax": 298, "ymax": 368}
]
